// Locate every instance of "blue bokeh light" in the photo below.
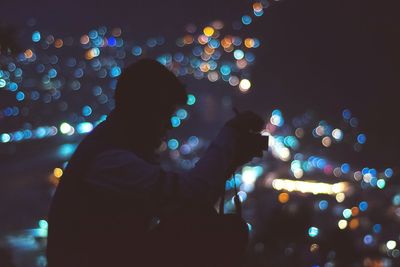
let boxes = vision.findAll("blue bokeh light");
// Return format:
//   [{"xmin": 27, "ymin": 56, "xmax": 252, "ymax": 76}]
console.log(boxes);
[
  {"xmin": 13, "ymin": 132, "xmax": 25, "ymax": 142},
  {"xmin": 377, "ymin": 179, "xmax": 386, "ymax": 189},
  {"xmin": 341, "ymin": 163, "xmax": 350, "ymax": 174},
  {"xmin": 176, "ymin": 109, "xmax": 188, "ymax": 120},
  {"xmin": 0, "ymin": 79, "xmax": 6, "ymax": 88},
  {"xmin": 110, "ymin": 66, "xmax": 121, "ymax": 77},
  {"xmin": 241, "ymin": 15, "xmax": 252, "ymax": 25},
  {"xmin": 132, "ymin": 46, "xmax": 142, "ymax": 56},
  {"xmin": 58, "ymin": 144, "xmax": 77, "ymax": 159},
  {"xmin": 1, "ymin": 133, "xmax": 11, "ymax": 143},
  {"xmin": 363, "ymin": 235, "xmax": 373, "ymax": 245},
  {"xmin": 233, "ymin": 49, "xmax": 244, "ymax": 60},
  {"xmin": 342, "ymin": 109, "xmax": 351, "ymax": 120},
  {"xmin": 48, "ymin": 68, "xmax": 57, "ymax": 78},
  {"xmin": 220, "ymin": 65, "xmax": 231, "ymax": 76},
  {"xmin": 245, "ymin": 52, "xmax": 255, "ymax": 62},
  {"xmin": 108, "ymin": 37, "xmax": 116, "ymax": 47},
  {"xmin": 16, "ymin": 91, "xmax": 25, "ymax": 101},
  {"xmin": 35, "ymin": 127, "xmax": 47, "ymax": 138},
  {"xmin": 82, "ymin": 105, "xmax": 93, "ymax": 117},
  {"xmin": 343, "ymin": 209, "xmax": 352, "ymax": 219},
  {"xmin": 168, "ymin": 139, "xmax": 179, "ymax": 150},
  {"xmin": 359, "ymin": 201, "xmax": 368, "ymax": 212},
  {"xmin": 373, "ymin": 224, "xmax": 382, "ymax": 233},
  {"xmin": 187, "ymin": 94, "xmax": 196, "ymax": 105},
  {"xmin": 393, "ymin": 194, "xmax": 400, "ymax": 206},
  {"xmin": 308, "ymin": 227, "xmax": 319, "ymax": 238},
  {"xmin": 385, "ymin": 168, "xmax": 394, "ymax": 178},
  {"xmin": 318, "ymin": 200, "xmax": 328, "ymax": 211},
  {"xmin": 32, "ymin": 31, "xmax": 41, "ymax": 42},
  {"xmin": 188, "ymin": 136, "xmax": 199, "ymax": 147},
  {"xmin": 76, "ymin": 122, "xmax": 94, "ymax": 134},
  {"xmin": 254, "ymin": 9, "xmax": 264, "ymax": 17},
  {"xmin": 8, "ymin": 82, "xmax": 18, "ymax": 91},
  {"xmin": 357, "ymin": 133, "xmax": 366, "ymax": 144},
  {"xmin": 350, "ymin": 118, "xmax": 358, "ymax": 127},
  {"xmin": 170, "ymin": 116, "xmax": 181, "ymax": 128}
]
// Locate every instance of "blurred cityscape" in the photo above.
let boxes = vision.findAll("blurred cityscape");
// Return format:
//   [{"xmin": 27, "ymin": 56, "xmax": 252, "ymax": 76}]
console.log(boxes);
[{"xmin": 1, "ymin": 0, "xmax": 399, "ymax": 266}]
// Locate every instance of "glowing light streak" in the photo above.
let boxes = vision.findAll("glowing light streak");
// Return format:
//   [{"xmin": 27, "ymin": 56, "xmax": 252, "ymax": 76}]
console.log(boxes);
[{"xmin": 271, "ymin": 179, "xmax": 350, "ymax": 195}]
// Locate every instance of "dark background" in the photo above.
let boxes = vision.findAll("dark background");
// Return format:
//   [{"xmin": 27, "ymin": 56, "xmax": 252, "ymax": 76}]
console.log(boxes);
[{"xmin": 4, "ymin": 0, "xmax": 399, "ymax": 166}]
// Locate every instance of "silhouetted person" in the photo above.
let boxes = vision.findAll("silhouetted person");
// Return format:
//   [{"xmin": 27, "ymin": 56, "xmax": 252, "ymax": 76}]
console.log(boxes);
[{"xmin": 47, "ymin": 59, "xmax": 265, "ymax": 267}]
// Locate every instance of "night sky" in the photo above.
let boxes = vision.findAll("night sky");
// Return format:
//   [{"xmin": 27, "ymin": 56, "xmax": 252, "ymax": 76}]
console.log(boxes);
[{"xmin": 2, "ymin": 0, "xmax": 399, "ymax": 166}]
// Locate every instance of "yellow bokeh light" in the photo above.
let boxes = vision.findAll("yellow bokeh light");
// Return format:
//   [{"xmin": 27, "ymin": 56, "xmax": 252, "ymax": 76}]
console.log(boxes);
[
  {"xmin": 278, "ymin": 192, "xmax": 289, "ymax": 203},
  {"xmin": 239, "ymin": 79, "xmax": 251, "ymax": 92},
  {"xmin": 244, "ymin": 38, "xmax": 255, "ymax": 48},
  {"xmin": 293, "ymin": 169, "xmax": 304, "ymax": 179},
  {"xmin": 387, "ymin": 240, "xmax": 397, "ymax": 250},
  {"xmin": 310, "ymin": 243, "xmax": 319, "ymax": 253},
  {"xmin": 338, "ymin": 220, "xmax": 347, "ymax": 229},
  {"xmin": 336, "ymin": 192, "xmax": 345, "ymax": 202},
  {"xmin": 203, "ymin": 26, "xmax": 215, "ymax": 37},
  {"xmin": 53, "ymin": 168, "xmax": 63, "ymax": 179}
]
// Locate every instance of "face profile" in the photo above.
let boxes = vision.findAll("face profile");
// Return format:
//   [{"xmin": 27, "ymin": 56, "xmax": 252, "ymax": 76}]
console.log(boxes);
[{"xmin": 106, "ymin": 59, "xmax": 188, "ymax": 157}]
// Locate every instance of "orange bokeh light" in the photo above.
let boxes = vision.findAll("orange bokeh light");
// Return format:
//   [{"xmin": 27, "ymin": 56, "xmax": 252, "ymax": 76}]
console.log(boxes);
[
  {"xmin": 278, "ymin": 192, "xmax": 289, "ymax": 203},
  {"xmin": 80, "ymin": 35, "xmax": 90, "ymax": 45},
  {"xmin": 351, "ymin": 207, "xmax": 359, "ymax": 216},
  {"xmin": 54, "ymin": 39, "xmax": 64, "ymax": 48},
  {"xmin": 24, "ymin": 49, "xmax": 33, "ymax": 59},
  {"xmin": 244, "ymin": 38, "xmax": 255, "ymax": 48},
  {"xmin": 253, "ymin": 2, "xmax": 263, "ymax": 12},
  {"xmin": 349, "ymin": 218, "xmax": 359, "ymax": 230},
  {"xmin": 183, "ymin": 35, "xmax": 194, "ymax": 45}
]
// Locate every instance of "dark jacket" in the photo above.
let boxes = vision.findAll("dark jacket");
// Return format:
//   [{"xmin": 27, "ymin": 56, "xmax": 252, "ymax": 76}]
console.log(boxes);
[{"xmin": 46, "ymin": 119, "xmax": 240, "ymax": 267}]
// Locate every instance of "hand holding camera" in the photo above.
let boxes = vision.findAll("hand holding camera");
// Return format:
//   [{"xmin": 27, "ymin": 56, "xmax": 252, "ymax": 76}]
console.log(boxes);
[{"xmin": 225, "ymin": 109, "xmax": 268, "ymax": 168}]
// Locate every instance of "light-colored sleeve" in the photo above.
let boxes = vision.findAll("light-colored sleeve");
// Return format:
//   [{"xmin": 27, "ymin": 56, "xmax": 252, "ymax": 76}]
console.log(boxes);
[{"xmin": 85, "ymin": 126, "xmax": 238, "ymax": 204}]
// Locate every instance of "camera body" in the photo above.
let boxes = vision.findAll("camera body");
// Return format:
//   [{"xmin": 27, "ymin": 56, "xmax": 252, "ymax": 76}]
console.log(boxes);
[
  {"xmin": 249, "ymin": 133, "xmax": 269, "ymax": 151},
  {"xmin": 247, "ymin": 130, "xmax": 269, "ymax": 151},
  {"xmin": 261, "ymin": 134, "xmax": 269, "ymax": 151}
]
